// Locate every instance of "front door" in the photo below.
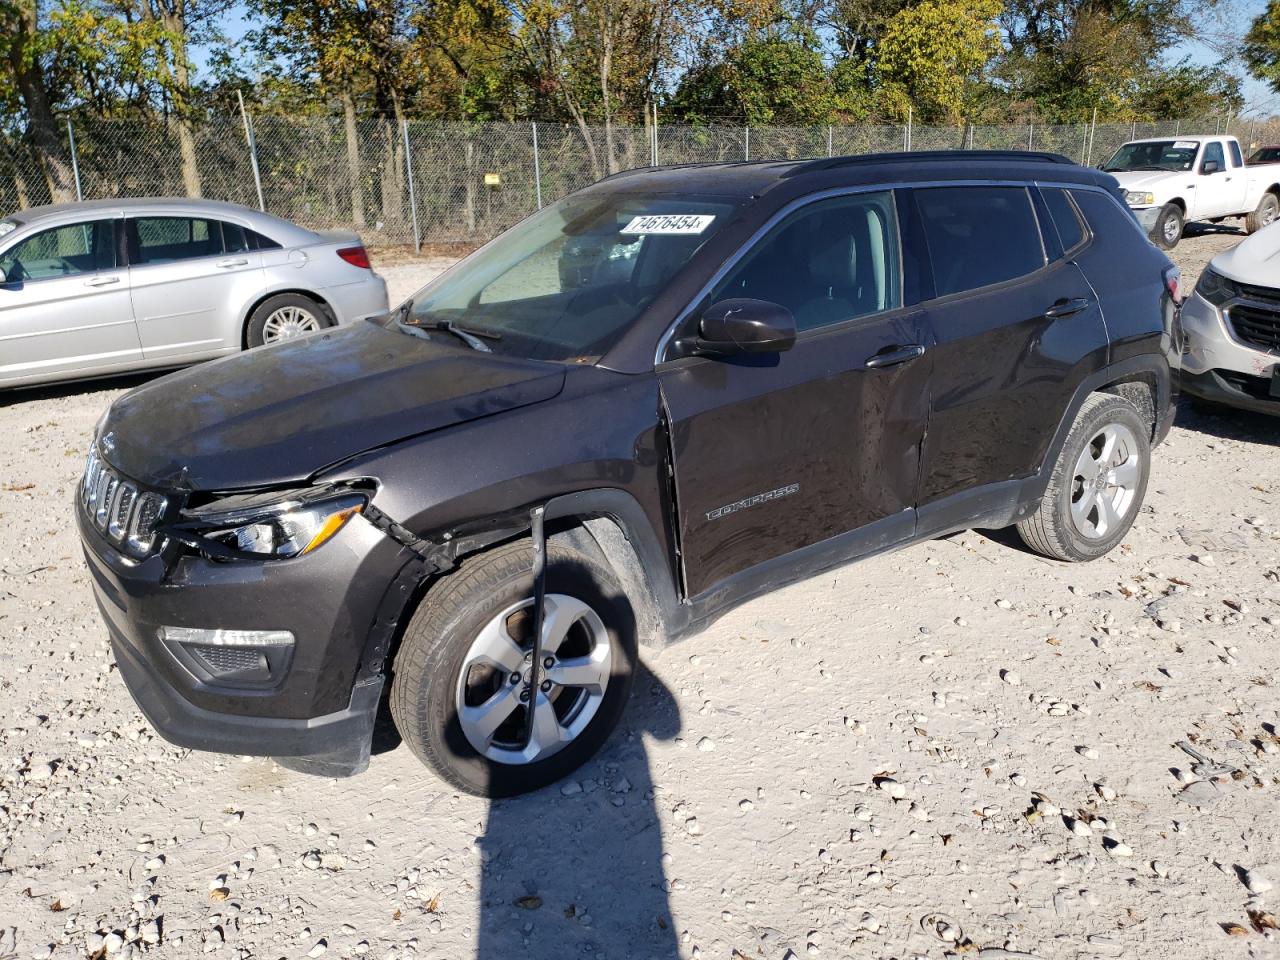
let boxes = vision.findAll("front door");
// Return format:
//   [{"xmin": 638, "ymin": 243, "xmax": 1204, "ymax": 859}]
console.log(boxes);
[
  {"xmin": 127, "ymin": 215, "xmax": 263, "ymax": 361},
  {"xmin": 0, "ymin": 218, "xmax": 140, "ymax": 386},
  {"xmin": 658, "ymin": 190, "xmax": 932, "ymax": 598},
  {"xmin": 1191, "ymin": 141, "xmax": 1248, "ymax": 220}
]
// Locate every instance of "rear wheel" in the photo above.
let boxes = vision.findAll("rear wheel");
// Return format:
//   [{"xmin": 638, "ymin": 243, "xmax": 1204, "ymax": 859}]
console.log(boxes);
[
  {"xmin": 1245, "ymin": 192, "xmax": 1280, "ymax": 234},
  {"xmin": 390, "ymin": 539, "xmax": 636, "ymax": 797},
  {"xmin": 1151, "ymin": 204, "xmax": 1183, "ymax": 250},
  {"xmin": 246, "ymin": 293, "xmax": 330, "ymax": 348},
  {"xmin": 1016, "ymin": 394, "xmax": 1150, "ymax": 562}
]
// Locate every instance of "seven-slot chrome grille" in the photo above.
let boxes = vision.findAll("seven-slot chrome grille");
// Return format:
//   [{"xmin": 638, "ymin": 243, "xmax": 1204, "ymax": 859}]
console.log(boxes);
[{"xmin": 80, "ymin": 446, "xmax": 167, "ymax": 558}]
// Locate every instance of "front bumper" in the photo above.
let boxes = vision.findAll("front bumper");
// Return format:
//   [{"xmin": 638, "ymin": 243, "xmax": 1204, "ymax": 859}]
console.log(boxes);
[
  {"xmin": 1182, "ymin": 369, "xmax": 1280, "ymax": 416},
  {"xmin": 79, "ymin": 499, "xmax": 409, "ymax": 775},
  {"xmin": 1132, "ymin": 206, "xmax": 1162, "ymax": 233},
  {"xmin": 1181, "ymin": 290, "xmax": 1280, "ymax": 415}
]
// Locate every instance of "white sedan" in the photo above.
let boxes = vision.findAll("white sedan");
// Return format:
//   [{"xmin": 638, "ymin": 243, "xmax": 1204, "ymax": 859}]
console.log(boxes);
[
  {"xmin": 1181, "ymin": 221, "xmax": 1280, "ymax": 415},
  {"xmin": 0, "ymin": 198, "xmax": 389, "ymax": 390}
]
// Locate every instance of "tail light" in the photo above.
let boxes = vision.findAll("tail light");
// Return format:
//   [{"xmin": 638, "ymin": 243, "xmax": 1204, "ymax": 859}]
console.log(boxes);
[
  {"xmin": 1163, "ymin": 265, "xmax": 1182, "ymax": 304},
  {"xmin": 337, "ymin": 246, "xmax": 371, "ymax": 269}
]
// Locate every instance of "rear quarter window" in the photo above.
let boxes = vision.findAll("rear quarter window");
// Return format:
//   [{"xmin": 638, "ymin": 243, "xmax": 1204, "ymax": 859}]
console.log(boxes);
[
  {"xmin": 1040, "ymin": 187, "xmax": 1088, "ymax": 254},
  {"xmin": 913, "ymin": 186, "xmax": 1044, "ymax": 297}
]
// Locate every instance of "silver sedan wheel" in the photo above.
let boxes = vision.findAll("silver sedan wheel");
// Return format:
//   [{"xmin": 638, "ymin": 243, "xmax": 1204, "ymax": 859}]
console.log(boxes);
[
  {"xmin": 1070, "ymin": 422, "xmax": 1142, "ymax": 540},
  {"xmin": 455, "ymin": 593, "xmax": 612, "ymax": 765},
  {"xmin": 261, "ymin": 305, "xmax": 321, "ymax": 342}
]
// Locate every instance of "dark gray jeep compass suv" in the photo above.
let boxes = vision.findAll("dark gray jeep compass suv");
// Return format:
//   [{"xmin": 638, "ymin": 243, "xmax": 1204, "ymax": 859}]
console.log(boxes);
[{"xmin": 78, "ymin": 151, "xmax": 1182, "ymax": 796}]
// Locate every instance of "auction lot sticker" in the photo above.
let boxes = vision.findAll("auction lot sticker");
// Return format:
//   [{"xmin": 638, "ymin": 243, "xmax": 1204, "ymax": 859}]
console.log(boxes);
[{"xmin": 621, "ymin": 214, "xmax": 716, "ymax": 235}]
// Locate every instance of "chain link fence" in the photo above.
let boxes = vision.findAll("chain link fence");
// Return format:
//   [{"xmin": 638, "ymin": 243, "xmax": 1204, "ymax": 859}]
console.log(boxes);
[{"xmin": 4, "ymin": 114, "xmax": 1279, "ymax": 246}]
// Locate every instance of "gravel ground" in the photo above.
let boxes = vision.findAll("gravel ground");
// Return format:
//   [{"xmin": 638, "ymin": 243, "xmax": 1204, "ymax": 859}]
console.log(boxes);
[{"xmin": 2, "ymin": 226, "xmax": 1279, "ymax": 960}]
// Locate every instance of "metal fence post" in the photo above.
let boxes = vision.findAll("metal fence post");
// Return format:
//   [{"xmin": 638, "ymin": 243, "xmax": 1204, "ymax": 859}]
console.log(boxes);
[
  {"xmin": 827, "ymin": 124, "xmax": 833, "ymax": 157},
  {"xmin": 531, "ymin": 122, "xmax": 543, "ymax": 210},
  {"xmin": 66, "ymin": 119, "xmax": 83, "ymax": 201},
  {"xmin": 744, "ymin": 125, "xmax": 750, "ymax": 161},
  {"xmin": 651, "ymin": 104, "xmax": 658, "ymax": 167},
  {"xmin": 1027, "ymin": 121, "xmax": 1034, "ymax": 150},
  {"xmin": 402, "ymin": 120, "xmax": 420, "ymax": 253},
  {"xmin": 237, "ymin": 91, "xmax": 265, "ymax": 212},
  {"xmin": 1085, "ymin": 106, "xmax": 1098, "ymax": 167},
  {"xmin": 905, "ymin": 106, "xmax": 912, "ymax": 151}
]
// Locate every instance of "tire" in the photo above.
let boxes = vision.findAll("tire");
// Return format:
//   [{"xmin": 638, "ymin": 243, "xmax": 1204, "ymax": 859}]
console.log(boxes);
[
  {"xmin": 1150, "ymin": 204, "xmax": 1183, "ymax": 250},
  {"xmin": 1245, "ymin": 192, "xmax": 1280, "ymax": 234},
  {"xmin": 390, "ymin": 538, "xmax": 637, "ymax": 797},
  {"xmin": 1016, "ymin": 394, "xmax": 1151, "ymax": 563},
  {"xmin": 246, "ymin": 293, "xmax": 331, "ymax": 348}
]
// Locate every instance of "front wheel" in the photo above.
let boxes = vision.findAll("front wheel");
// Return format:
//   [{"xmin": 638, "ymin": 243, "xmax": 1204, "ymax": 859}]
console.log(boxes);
[
  {"xmin": 1016, "ymin": 394, "xmax": 1150, "ymax": 562},
  {"xmin": 1151, "ymin": 204, "xmax": 1184, "ymax": 250},
  {"xmin": 1246, "ymin": 192, "xmax": 1280, "ymax": 234},
  {"xmin": 390, "ymin": 539, "xmax": 636, "ymax": 797}
]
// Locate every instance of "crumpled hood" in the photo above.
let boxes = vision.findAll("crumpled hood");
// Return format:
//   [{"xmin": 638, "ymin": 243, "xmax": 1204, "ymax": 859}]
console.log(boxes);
[
  {"xmin": 1109, "ymin": 170, "xmax": 1185, "ymax": 195},
  {"xmin": 1212, "ymin": 220, "xmax": 1280, "ymax": 285},
  {"xmin": 100, "ymin": 320, "xmax": 566, "ymax": 491}
]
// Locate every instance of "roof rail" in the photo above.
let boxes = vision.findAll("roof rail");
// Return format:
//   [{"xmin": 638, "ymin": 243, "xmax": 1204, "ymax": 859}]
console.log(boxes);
[{"xmin": 783, "ymin": 149, "xmax": 1076, "ymax": 178}]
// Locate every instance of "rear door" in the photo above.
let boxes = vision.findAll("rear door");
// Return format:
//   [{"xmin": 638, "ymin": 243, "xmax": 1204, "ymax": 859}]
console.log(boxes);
[
  {"xmin": 0, "ymin": 218, "xmax": 141, "ymax": 386},
  {"xmin": 127, "ymin": 215, "xmax": 264, "ymax": 361},
  {"xmin": 658, "ymin": 190, "xmax": 932, "ymax": 597},
  {"xmin": 908, "ymin": 184, "xmax": 1109, "ymax": 519}
]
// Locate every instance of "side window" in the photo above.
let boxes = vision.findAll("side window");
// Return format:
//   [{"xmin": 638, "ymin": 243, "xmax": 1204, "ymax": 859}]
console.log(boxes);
[
  {"xmin": 913, "ymin": 186, "xmax": 1044, "ymax": 297},
  {"xmin": 710, "ymin": 191, "xmax": 901, "ymax": 332},
  {"xmin": 1229, "ymin": 140, "xmax": 1244, "ymax": 168},
  {"xmin": 1071, "ymin": 189, "xmax": 1149, "ymax": 241},
  {"xmin": 0, "ymin": 220, "xmax": 116, "ymax": 282},
  {"xmin": 247, "ymin": 229, "xmax": 281, "ymax": 251},
  {"xmin": 1203, "ymin": 141, "xmax": 1225, "ymax": 172},
  {"xmin": 1041, "ymin": 187, "xmax": 1087, "ymax": 254},
  {"xmin": 133, "ymin": 217, "xmax": 223, "ymax": 265},
  {"xmin": 221, "ymin": 221, "xmax": 250, "ymax": 253}
]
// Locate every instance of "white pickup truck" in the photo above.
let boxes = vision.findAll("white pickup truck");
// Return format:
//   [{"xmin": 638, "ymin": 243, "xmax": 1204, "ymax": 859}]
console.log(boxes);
[{"xmin": 1100, "ymin": 135, "xmax": 1280, "ymax": 249}]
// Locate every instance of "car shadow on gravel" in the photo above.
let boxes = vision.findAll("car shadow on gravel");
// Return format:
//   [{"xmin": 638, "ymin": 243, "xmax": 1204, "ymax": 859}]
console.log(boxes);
[
  {"xmin": 1176, "ymin": 400, "xmax": 1280, "ymax": 446},
  {"xmin": 472, "ymin": 665, "xmax": 681, "ymax": 959},
  {"xmin": 0, "ymin": 370, "xmax": 167, "ymax": 407},
  {"xmin": 1183, "ymin": 222, "xmax": 1246, "ymax": 240}
]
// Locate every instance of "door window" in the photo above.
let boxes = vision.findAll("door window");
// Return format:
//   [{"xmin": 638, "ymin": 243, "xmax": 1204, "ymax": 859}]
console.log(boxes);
[
  {"xmin": 1202, "ymin": 141, "xmax": 1225, "ymax": 172},
  {"xmin": 1229, "ymin": 140, "xmax": 1244, "ymax": 168},
  {"xmin": 1040, "ymin": 187, "xmax": 1087, "ymax": 254},
  {"xmin": 132, "ymin": 217, "xmax": 223, "ymax": 265},
  {"xmin": 0, "ymin": 220, "xmax": 117, "ymax": 282},
  {"xmin": 913, "ymin": 186, "xmax": 1044, "ymax": 297},
  {"xmin": 710, "ymin": 191, "xmax": 901, "ymax": 332}
]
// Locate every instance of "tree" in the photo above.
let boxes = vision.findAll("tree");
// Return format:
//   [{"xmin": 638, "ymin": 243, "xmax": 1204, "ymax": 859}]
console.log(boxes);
[
  {"xmin": 873, "ymin": 0, "xmax": 1001, "ymax": 123},
  {"xmin": 1245, "ymin": 0, "xmax": 1280, "ymax": 94}
]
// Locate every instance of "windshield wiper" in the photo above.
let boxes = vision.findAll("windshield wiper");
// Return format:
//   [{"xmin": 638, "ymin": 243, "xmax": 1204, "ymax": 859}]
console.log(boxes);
[{"xmin": 395, "ymin": 301, "xmax": 501, "ymax": 353}]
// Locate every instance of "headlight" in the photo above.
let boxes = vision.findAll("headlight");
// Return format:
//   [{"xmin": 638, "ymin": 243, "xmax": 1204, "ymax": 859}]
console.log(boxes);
[
  {"xmin": 1194, "ymin": 267, "xmax": 1240, "ymax": 307},
  {"xmin": 1125, "ymin": 191, "xmax": 1155, "ymax": 206},
  {"xmin": 180, "ymin": 487, "xmax": 367, "ymax": 559}
]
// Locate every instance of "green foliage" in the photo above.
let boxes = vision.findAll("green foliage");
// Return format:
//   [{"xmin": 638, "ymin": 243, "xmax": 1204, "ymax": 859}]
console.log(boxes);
[{"xmin": 1245, "ymin": 0, "xmax": 1280, "ymax": 95}]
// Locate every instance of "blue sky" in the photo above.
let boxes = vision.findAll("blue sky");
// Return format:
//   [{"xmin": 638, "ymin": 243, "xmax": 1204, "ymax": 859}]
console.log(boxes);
[{"xmin": 192, "ymin": 0, "xmax": 1280, "ymax": 118}]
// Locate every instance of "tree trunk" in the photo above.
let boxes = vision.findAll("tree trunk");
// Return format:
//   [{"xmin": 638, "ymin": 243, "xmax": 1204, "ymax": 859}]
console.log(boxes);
[
  {"xmin": 158, "ymin": 5, "xmax": 202, "ymax": 197},
  {"xmin": 6, "ymin": 1, "xmax": 76, "ymax": 202},
  {"xmin": 598, "ymin": 7, "xmax": 615, "ymax": 174},
  {"xmin": 342, "ymin": 89, "xmax": 366, "ymax": 228}
]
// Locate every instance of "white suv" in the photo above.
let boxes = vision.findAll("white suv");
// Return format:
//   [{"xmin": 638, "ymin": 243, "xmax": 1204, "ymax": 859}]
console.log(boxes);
[{"xmin": 1182, "ymin": 222, "xmax": 1280, "ymax": 415}]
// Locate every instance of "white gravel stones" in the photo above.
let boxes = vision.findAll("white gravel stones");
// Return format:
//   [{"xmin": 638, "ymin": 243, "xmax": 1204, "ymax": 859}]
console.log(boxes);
[
  {"xmin": 1076, "ymin": 745, "xmax": 1099, "ymax": 760},
  {"xmin": 995, "ymin": 599, "xmax": 1013, "ymax": 610},
  {"xmin": 307, "ymin": 939, "xmax": 328, "ymax": 957},
  {"xmin": 1001, "ymin": 669, "xmax": 1021, "ymax": 685},
  {"xmin": 1243, "ymin": 868, "xmax": 1274, "ymax": 895},
  {"xmin": 559, "ymin": 780, "xmax": 582, "ymax": 796},
  {"xmin": 696, "ymin": 736, "xmax": 716, "ymax": 752},
  {"xmin": 876, "ymin": 777, "xmax": 906, "ymax": 799},
  {"xmin": 685, "ymin": 816, "xmax": 701, "ymax": 835},
  {"xmin": 1095, "ymin": 783, "xmax": 1117, "ymax": 801},
  {"xmin": 739, "ymin": 799, "xmax": 754, "ymax": 812}
]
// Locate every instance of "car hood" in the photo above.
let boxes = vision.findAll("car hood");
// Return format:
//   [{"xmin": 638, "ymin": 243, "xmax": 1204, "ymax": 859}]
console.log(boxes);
[
  {"xmin": 99, "ymin": 320, "xmax": 566, "ymax": 491},
  {"xmin": 1212, "ymin": 220, "xmax": 1280, "ymax": 286},
  {"xmin": 1109, "ymin": 170, "xmax": 1183, "ymax": 193}
]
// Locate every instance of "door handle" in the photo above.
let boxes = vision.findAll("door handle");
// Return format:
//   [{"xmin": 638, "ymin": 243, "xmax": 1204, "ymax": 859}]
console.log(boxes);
[
  {"xmin": 865, "ymin": 344, "xmax": 925, "ymax": 368},
  {"xmin": 216, "ymin": 258, "xmax": 249, "ymax": 268},
  {"xmin": 83, "ymin": 276, "xmax": 121, "ymax": 287},
  {"xmin": 1044, "ymin": 297, "xmax": 1091, "ymax": 319}
]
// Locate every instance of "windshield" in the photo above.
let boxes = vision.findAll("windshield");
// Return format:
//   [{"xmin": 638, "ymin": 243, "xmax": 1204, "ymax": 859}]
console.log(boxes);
[
  {"xmin": 1102, "ymin": 140, "xmax": 1198, "ymax": 173},
  {"xmin": 394, "ymin": 190, "xmax": 740, "ymax": 363},
  {"xmin": 1249, "ymin": 147, "xmax": 1280, "ymax": 164}
]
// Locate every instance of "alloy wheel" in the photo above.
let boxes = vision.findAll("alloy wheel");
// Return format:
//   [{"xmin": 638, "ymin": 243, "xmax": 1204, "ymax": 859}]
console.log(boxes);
[
  {"xmin": 261, "ymin": 305, "xmax": 321, "ymax": 342},
  {"xmin": 1069, "ymin": 422, "xmax": 1142, "ymax": 540},
  {"xmin": 454, "ymin": 594, "xmax": 612, "ymax": 764}
]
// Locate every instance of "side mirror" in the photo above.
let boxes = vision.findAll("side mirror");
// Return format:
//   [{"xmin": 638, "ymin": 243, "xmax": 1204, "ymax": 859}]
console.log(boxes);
[
  {"xmin": 1202, "ymin": 159, "xmax": 1220, "ymax": 174},
  {"xmin": 695, "ymin": 298, "xmax": 797, "ymax": 356}
]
